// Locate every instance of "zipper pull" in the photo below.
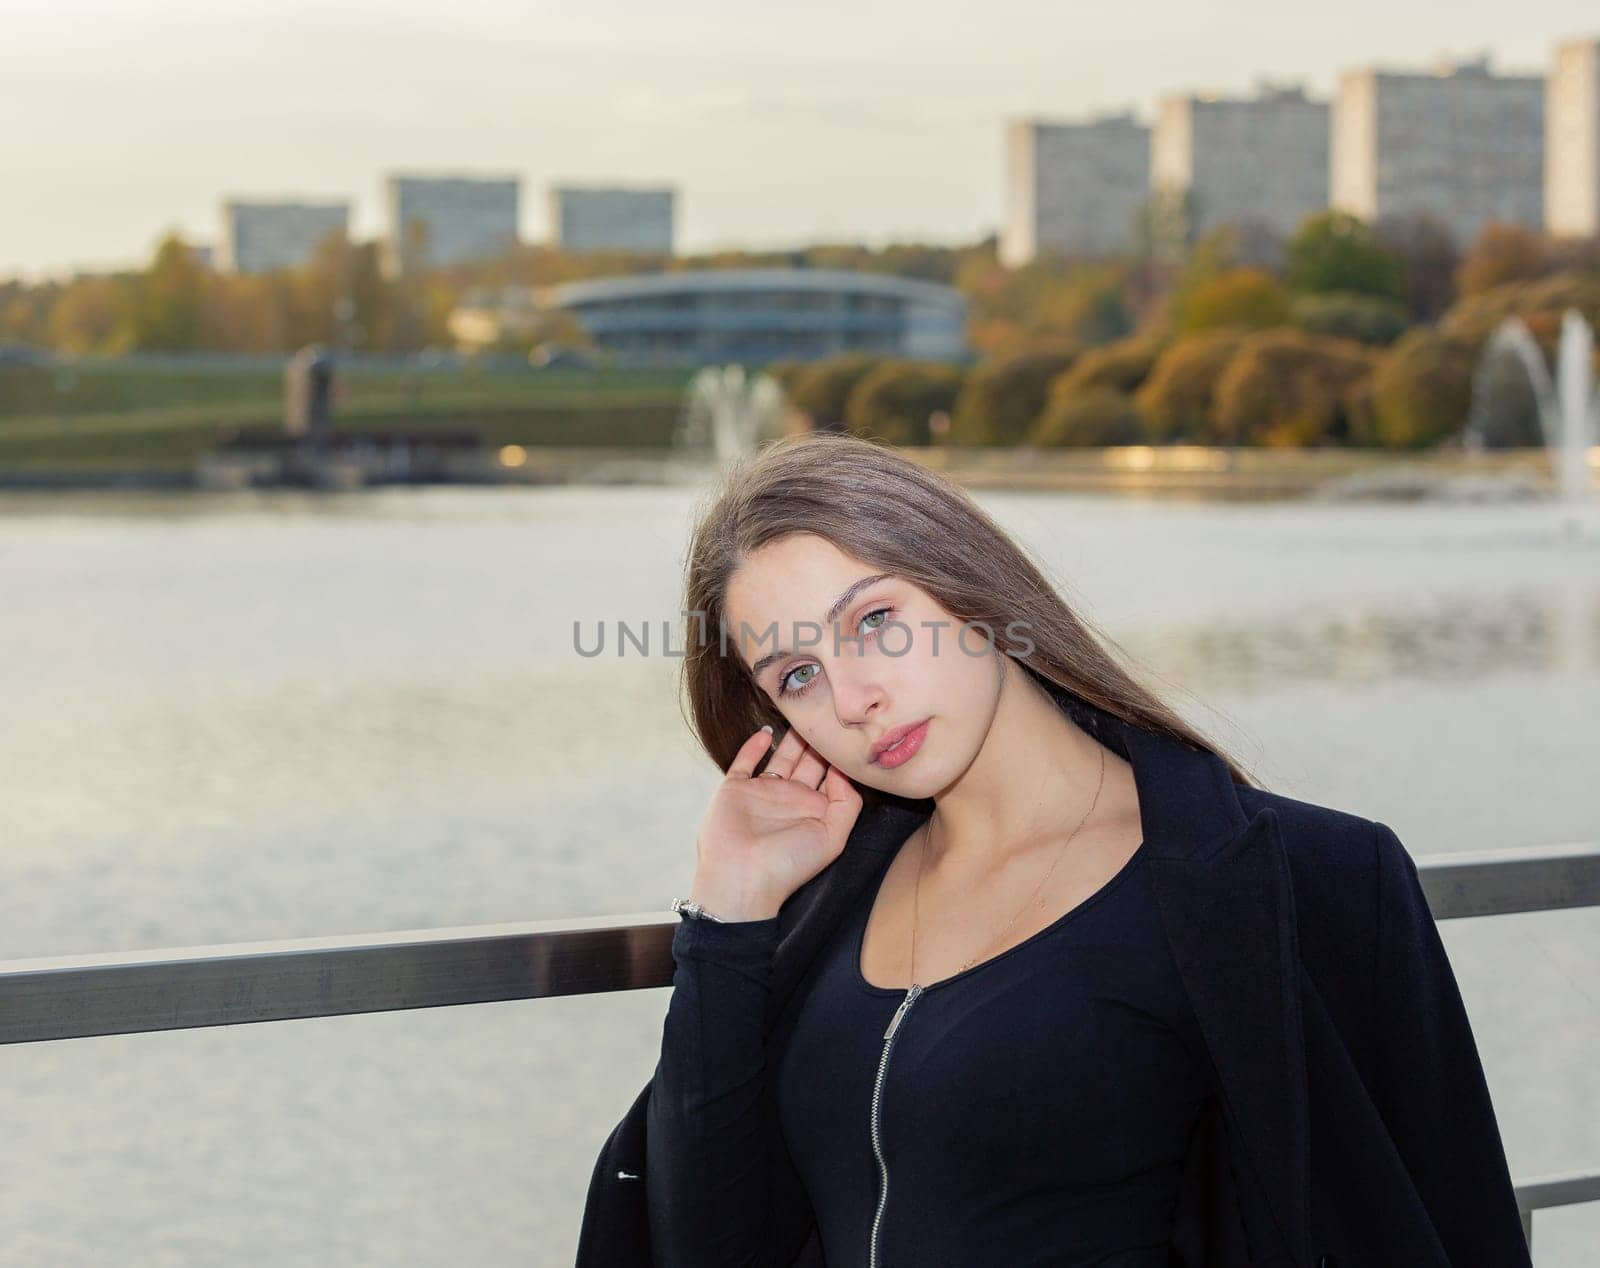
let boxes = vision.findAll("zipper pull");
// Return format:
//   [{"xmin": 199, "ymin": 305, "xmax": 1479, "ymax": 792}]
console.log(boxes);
[{"xmin": 882, "ymin": 983, "xmax": 924, "ymax": 1040}]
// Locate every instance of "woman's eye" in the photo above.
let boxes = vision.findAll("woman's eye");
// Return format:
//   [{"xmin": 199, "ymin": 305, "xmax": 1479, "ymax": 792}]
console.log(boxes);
[
  {"xmin": 779, "ymin": 664, "xmax": 818, "ymax": 697},
  {"xmin": 777, "ymin": 607, "xmax": 894, "ymax": 699}
]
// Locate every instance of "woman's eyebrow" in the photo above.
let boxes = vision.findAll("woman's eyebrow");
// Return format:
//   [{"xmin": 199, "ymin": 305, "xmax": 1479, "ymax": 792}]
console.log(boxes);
[{"xmin": 748, "ymin": 573, "xmax": 896, "ymax": 678}]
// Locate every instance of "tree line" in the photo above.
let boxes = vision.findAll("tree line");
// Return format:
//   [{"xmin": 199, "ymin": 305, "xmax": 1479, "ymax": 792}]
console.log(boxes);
[
  {"xmin": 2, "ymin": 212, "xmax": 1597, "ymax": 449},
  {"xmin": 771, "ymin": 215, "xmax": 1600, "ymax": 450}
]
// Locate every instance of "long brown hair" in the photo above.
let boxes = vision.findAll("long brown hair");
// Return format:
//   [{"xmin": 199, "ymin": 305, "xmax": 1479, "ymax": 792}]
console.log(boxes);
[{"xmin": 679, "ymin": 433, "xmax": 1260, "ymax": 797}]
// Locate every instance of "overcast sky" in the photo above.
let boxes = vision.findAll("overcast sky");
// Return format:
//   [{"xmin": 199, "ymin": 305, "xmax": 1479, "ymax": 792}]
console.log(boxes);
[{"xmin": 2, "ymin": 0, "xmax": 1592, "ymax": 279}]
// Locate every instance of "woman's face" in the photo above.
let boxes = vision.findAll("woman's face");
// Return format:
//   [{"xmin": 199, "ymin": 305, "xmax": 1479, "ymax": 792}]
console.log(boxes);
[{"xmin": 723, "ymin": 533, "xmax": 1002, "ymax": 796}]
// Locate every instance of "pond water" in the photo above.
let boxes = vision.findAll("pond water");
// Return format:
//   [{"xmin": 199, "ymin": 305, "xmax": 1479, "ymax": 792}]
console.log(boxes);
[{"xmin": 1, "ymin": 486, "xmax": 1596, "ymax": 1264}]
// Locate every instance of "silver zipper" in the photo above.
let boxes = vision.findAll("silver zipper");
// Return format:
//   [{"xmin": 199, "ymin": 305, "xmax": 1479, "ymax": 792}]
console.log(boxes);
[{"xmin": 868, "ymin": 982, "xmax": 924, "ymax": 1268}]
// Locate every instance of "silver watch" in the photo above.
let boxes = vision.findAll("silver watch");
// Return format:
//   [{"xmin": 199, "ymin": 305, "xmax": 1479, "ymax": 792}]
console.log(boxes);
[{"xmin": 670, "ymin": 897, "xmax": 725, "ymax": 923}]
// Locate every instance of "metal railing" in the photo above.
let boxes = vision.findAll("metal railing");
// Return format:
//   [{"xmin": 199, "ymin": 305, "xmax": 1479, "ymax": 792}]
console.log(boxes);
[{"xmin": 3, "ymin": 842, "xmax": 1598, "ymax": 1252}]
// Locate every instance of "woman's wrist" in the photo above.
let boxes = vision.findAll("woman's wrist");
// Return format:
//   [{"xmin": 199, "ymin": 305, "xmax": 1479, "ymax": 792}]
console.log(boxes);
[{"xmin": 687, "ymin": 872, "xmax": 783, "ymax": 923}]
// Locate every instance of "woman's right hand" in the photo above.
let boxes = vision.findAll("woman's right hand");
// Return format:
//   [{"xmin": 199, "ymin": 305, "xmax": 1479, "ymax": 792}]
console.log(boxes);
[{"xmin": 686, "ymin": 725, "xmax": 865, "ymax": 923}]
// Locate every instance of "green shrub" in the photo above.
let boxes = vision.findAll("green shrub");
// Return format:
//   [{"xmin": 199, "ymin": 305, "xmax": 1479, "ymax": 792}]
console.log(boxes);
[
  {"xmin": 1440, "ymin": 271, "xmax": 1600, "ymax": 346},
  {"xmin": 1211, "ymin": 329, "xmax": 1376, "ymax": 447},
  {"xmin": 761, "ymin": 360, "xmax": 809, "ymax": 395},
  {"xmin": 1455, "ymin": 223, "xmax": 1547, "ymax": 298},
  {"xmin": 1290, "ymin": 292, "xmax": 1409, "ymax": 346},
  {"xmin": 1284, "ymin": 211, "xmax": 1404, "ymax": 301},
  {"xmin": 948, "ymin": 347, "xmax": 1078, "ymax": 446},
  {"xmin": 1030, "ymin": 387, "xmax": 1148, "ymax": 447},
  {"xmin": 1174, "ymin": 268, "xmax": 1290, "ymax": 334},
  {"xmin": 786, "ymin": 355, "xmax": 881, "ymax": 432},
  {"xmin": 1133, "ymin": 331, "xmax": 1248, "ymax": 442},
  {"xmin": 843, "ymin": 360, "xmax": 965, "ymax": 446},
  {"xmin": 1369, "ymin": 330, "xmax": 1479, "ymax": 449},
  {"xmin": 1048, "ymin": 335, "xmax": 1166, "ymax": 397}
]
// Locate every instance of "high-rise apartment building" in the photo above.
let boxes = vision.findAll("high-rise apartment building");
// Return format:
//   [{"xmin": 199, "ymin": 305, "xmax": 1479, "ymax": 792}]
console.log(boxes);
[
  {"xmin": 1000, "ymin": 114, "xmax": 1150, "ymax": 265},
  {"xmin": 1331, "ymin": 56, "xmax": 1544, "ymax": 245},
  {"xmin": 383, "ymin": 174, "xmax": 521, "ymax": 276},
  {"xmin": 1547, "ymin": 38, "xmax": 1600, "ymax": 237},
  {"xmin": 549, "ymin": 185, "xmax": 676, "ymax": 253},
  {"xmin": 1151, "ymin": 83, "xmax": 1328, "ymax": 240},
  {"xmin": 217, "ymin": 200, "xmax": 350, "ymax": 274}
]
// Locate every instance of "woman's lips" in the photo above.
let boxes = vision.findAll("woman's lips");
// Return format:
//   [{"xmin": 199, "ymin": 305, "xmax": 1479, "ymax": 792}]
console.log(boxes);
[{"xmin": 872, "ymin": 719, "xmax": 930, "ymax": 769}]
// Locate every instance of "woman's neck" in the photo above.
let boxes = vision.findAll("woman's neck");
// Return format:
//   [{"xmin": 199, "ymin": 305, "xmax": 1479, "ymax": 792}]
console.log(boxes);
[{"xmin": 920, "ymin": 669, "xmax": 1128, "ymax": 877}]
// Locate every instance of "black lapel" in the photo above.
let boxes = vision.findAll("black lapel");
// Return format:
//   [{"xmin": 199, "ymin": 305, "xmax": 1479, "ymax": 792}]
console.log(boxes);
[
  {"xmin": 759, "ymin": 680, "xmax": 1312, "ymax": 1268},
  {"xmin": 1145, "ymin": 801, "xmax": 1311, "ymax": 1268},
  {"xmin": 1102, "ymin": 701, "xmax": 1313, "ymax": 1268}
]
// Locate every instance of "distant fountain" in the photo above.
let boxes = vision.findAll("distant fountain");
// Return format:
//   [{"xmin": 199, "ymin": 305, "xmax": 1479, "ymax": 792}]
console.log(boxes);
[
  {"xmin": 675, "ymin": 365, "xmax": 789, "ymax": 465},
  {"xmin": 1466, "ymin": 309, "xmax": 1599, "ymax": 535}
]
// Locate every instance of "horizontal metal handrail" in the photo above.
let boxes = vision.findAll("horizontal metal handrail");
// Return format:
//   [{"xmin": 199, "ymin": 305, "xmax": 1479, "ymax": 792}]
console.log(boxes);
[
  {"xmin": 3, "ymin": 843, "xmax": 1597, "ymax": 1238},
  {"xmin": 0, "ymin": 909, "xmax": 681, "ymax": 1045},
  {"xmin": 5, "ymin": 842, "xmax": 1595, "ymax": 1047},
  {"xmin": 1416, "ymin": 841, "xmax": 1600, "ymax": 918},
  {"xmin": 1514, "ymin": 1169, "xmax": 1600, "ymax": 1247}
]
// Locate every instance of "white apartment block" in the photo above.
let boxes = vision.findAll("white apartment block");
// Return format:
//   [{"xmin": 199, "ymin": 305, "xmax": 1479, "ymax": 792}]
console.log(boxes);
[
  {"xmin": 1332, "ymin": 56, "xmax": 1544, "ymax": 246},
  {"xmin": 1547, "ymin": 38, "xmax": 1600, "ymax": 237},
  {"xmin": 549, "ymin": 186, "xmax": 676, "ymax": 253},
  {"xmin": 1151, "ymin": 84, "xmax": 1329, "ymax": 239},
  {"xmin": 217, "ymin": 200, "xmax": 350, "ymax": 274},
  {"xmin": 1001, "ymin": 114, "xmax": 1151, "ymax": 265},
  {"xmin": 384, "ymin": 174, "xmax": 521, "ymax": 275}
]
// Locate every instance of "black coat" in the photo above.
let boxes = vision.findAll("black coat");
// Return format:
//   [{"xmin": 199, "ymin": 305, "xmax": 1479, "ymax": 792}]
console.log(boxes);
[{"xmin": 576, "ymin": 685, "xmax": 1532, "ymax": 1267}]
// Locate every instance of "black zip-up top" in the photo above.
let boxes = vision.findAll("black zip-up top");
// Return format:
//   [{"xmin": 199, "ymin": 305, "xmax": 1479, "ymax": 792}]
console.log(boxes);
[{"xmin": 776, "ymin": 834, "xmax": 1215, "ymax": 1267}]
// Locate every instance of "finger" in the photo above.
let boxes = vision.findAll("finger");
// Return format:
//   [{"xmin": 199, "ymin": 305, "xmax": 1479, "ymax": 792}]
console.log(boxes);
[
  {"xmin": 760, "ymin": 726, "xmax": 807, "ymax": 781},
  {"xmin": 820, "ymin": 765, "xmax": 863, "ymax": 837},
  {"xmin": 726, "ymin": 726, "xmax": 775, "ymax": 779},
  {"xmin": 821, "ymin": 763, "xmax": 860, "ymax": 807},
  {"xmin": 790, "ymin": 742, "xmax": 828, "ymax": 790}
]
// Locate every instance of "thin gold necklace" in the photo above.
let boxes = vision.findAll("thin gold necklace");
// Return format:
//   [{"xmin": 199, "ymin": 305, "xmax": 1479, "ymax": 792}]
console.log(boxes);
[{"xmin": 909, "ymin": 744, "xmax": 1106, "ymax": 988}]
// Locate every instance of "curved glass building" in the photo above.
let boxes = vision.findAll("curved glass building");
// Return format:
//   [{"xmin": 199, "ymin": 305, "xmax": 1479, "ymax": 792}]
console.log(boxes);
[{"xmin": 541, "ymin": 268, "xmax": 968, "ymax": 365}]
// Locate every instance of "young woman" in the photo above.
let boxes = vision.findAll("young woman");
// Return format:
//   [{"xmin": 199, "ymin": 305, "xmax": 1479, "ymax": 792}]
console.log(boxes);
[{"xmin": 577, "ymin": 435, "xmax": 1530, "ymax": 1268}]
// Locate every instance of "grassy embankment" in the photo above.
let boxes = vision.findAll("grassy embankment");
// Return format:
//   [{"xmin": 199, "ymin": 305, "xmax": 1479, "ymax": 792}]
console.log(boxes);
[{"xmin": 0, "ymin": 360, "xmax": 694, "ymax": 472}]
